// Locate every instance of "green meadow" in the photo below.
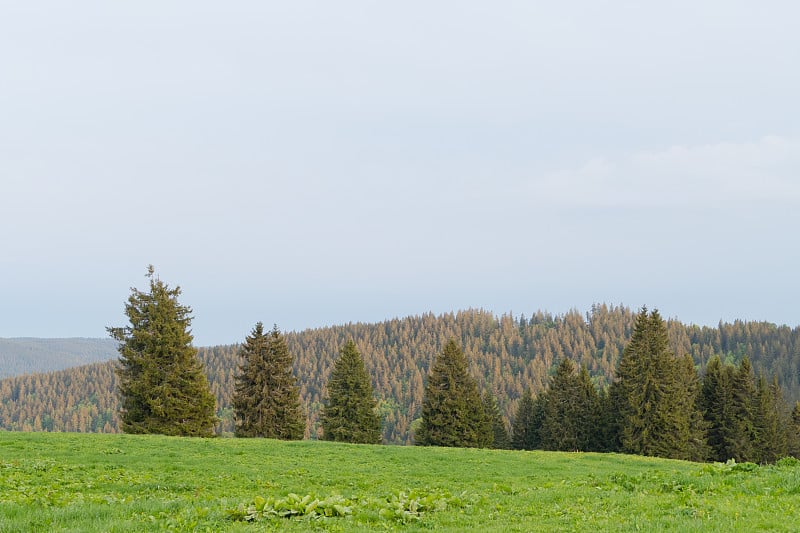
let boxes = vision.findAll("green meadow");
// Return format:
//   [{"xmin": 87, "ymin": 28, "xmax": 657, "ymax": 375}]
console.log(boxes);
[{"xmin": 1, "ymin": 432, "xmax": 799, "ymax": 532}]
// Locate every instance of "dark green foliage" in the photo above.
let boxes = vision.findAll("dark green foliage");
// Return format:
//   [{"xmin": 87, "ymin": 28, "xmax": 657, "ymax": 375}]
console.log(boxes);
[
  {"xmin": 700, "ymin": 355, "xmax": 734, "ymax": 461},
  {"xmin": 611, "ymin": 308, "xmax": 706, "ymax": 460},
  {"xmin": 728, "ymin": 357, "xmax": 758, "ymax": 461},
  {"xmin": 107, "ymin": 266, "xmax": 217, "ymax": 437},
  {"xmin": 232, "ymin": 323, "xmax": 305, "ymax": 439},
  {"xmin": 753, "ymin": 375, "xmax": 788, "ymax": 463},
  {"xmin": 511, "ymin": 389, "xmax": 541, "ymax": 450},
  {"xmin": 675, "ymin": 354, "xmax": 710, "ymax": 461},
  {"xmin": 415, "ymin": 339, "xmax": 485, "ymax": 447},
  {"xmin": 321, "ymin": 340, "xmax": 382, "ymax": 444},
  {"xmin": 482, "ymin": 390, "xmax": 510, "ymax": 449},
  {"xmin": 539, "ymin": 359, "xmax": 602, "ymax": 452},
  {"xmin": 789, "ymin": 402, "xmax": 800, "ymax": 458},
  {"xmin": 701, "ymin": 356, "xmax": 762, "ymax": 462}
]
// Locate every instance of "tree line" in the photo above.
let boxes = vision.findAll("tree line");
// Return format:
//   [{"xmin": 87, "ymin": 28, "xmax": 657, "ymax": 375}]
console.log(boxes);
[
  {"xmin": 505, "ymin": 309, "xmax": 800, "ymax": 463},
  {"xmin": 2, "ymin": 268, "xmax": 800, "ymax": 456}
]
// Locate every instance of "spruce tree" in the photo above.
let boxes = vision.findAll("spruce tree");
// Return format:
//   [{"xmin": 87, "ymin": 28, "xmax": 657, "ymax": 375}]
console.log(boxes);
[
  {"xmin": 482, "ymin": 390, "xmax": 510, "ymax": 449},
  {"xmin": 539, "ymin": 359, "xmax": 602, "ymax": 452},
  {"xmin": 511, "ymin": 388, "xmax": 541, "ymax": 450},
  {"xmin": 701, "ymin": 355, "xmax": 734, "ymax": 461},
  {"xmin": 612, "ymin": 308, "xmax": 705, "ymax": 459},
  {"xmin": 108, "ymin": 266, "xmax": 217, "ymax": 437},
  {"xmin": 753, "ymin": 374, "xmax": 788, "ymax": 463},
  {"xmin": 789, "ymin": 402, "xmax": 800, "ymax": 458},
  {"xmin": 232, "ymin": 323, "xmax": 305, "ymax": 439},
  {"xmin": 728, "ymin": 357, "xmax": 757, "ymax": 461},
  {"xmin": 415, "ymin": 338, "xmax": 485, "ymax": 447},
  {"xmin": 321, "ymin": 340, "xmax": 382, "ymax": 444}
]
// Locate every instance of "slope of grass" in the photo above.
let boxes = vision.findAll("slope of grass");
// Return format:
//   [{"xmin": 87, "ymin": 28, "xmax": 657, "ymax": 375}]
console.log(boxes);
[{"xmin": 1, "ymin": 432, "xmax": 799, "ymax": 532}]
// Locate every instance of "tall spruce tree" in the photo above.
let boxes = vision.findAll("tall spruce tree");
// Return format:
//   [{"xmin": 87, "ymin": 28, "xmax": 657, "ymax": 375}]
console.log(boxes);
[
  {"xmin": 701, "ymin": 355, "xmax": 735, "ymax": 461},
  {"xmin": 511, "ymin": 388, "xmax": 542, "ymax": 450},
  {"xmin": 321, "ymin": 340, "xmax": 382, "ymax": 444},
  {"xmin": 611, "ymin": 308, "xmax": 705, "ymax": 459},
  {"xmin": 108, "ymin": 266, "xmax": 217, "ymax": 436},
  {"xmin": 415, "ymin": 338, "xmax": 485, "ymax": 447},
  {"xmin": 482, "ymin": 390, "xmax": 510, "ymax": 449},
  {"xmin": 232, "ymin": 323, "xmax": 305, "ymax": 439},
  {"xmin": 539, "ymin": 359, "xmax": 601, "ymax": 452},
  {"xmin": 728, "ymin": 357, "xmax": 758, "ymax": 461},
  {"xmin": 753, "ymin": 374, "xmax": 788, "ymax": 463},
  {"xmin": 789, "ymin": 402, "xmax": 800, "ymax": 458}
]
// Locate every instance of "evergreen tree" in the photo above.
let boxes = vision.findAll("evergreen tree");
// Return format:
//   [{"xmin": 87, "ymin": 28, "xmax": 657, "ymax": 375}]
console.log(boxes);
[
  {"xmin": 511, "ymin": 388, "xmax": 541, "ymax": 450},
  {"xmin": 482, "ymin": 390, "xmax": 510, "ymax": 449},
  {"xmin": 789, "ymin": 402, "xmax": 800, "ymax": 458},
  {"xmin": 701, "ymin": 355, "xmax": 734, "ymax": 461},
  {"xmin": 232, "ymin": 323, "xmax": 305, "ymax": 439},
  {"xmin": 673, "ymin": 354, "xmax": 710, "ymax": 461},
  {"xmin": 753, "ymin": 374, "xmax": 788, "ymax": 463},
  {"xmin": 539, "ymin": 359, "xmax": 601, "ymax": 452},
  {"xmin": 108, "ymin": 266, "xmax": 217, "ymax": 437},
  {"xmin": 415, "ymin": 338, "xmax": 485, "ymax": 447},
  {"xmin": 612, "ymin": 308, "xmax": 704, "ymax": 459},
  {"xmin": 321, "ymin": 340, "xmax": 382, "ymax": 444},
  {"xmin": 728, "ymin": 357, "xmax": 757, "ymax": 461}
]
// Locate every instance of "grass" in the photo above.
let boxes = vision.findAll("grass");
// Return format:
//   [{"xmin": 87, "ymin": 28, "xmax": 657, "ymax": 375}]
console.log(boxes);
[{"xmin": 1, "ymin": 432, "xmax": 799, "ymax": 531}]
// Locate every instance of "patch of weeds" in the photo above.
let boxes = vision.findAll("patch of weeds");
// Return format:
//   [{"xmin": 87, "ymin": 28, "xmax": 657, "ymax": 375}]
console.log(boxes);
[
  {"xmin": 702, "ymin": 459, "xmax": 759, "ymax": 476},
  {"xmin": 227, "ymin": 488, "xmax": 476, "ymax": 526},
  {"xmin": 227, "ymin": 493, "xmax": 352, "ymax": 522}
]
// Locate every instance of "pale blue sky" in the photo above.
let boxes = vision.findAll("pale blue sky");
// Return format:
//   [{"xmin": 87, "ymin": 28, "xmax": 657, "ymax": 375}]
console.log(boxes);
[{"xmin": 2, "ymin": 2, "xmax": 799, "ymax": 345}]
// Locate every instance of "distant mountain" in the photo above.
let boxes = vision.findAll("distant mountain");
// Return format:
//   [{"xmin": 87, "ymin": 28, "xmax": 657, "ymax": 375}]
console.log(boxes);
[{"xmin": 0, "ymin": 337, "xmax": 118, "ymax": 379}]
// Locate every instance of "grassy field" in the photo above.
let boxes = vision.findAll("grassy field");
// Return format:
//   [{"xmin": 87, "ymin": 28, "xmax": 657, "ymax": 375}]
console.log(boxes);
[{"xmin": 1, "ymin": 432, "xmax": 799, "ymax": 532}]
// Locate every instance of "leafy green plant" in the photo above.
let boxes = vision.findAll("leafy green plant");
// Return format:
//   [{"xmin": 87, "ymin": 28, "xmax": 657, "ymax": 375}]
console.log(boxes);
[{"xmin": 227, "ymin": 493, "xmax": 352, "ymax": 521}]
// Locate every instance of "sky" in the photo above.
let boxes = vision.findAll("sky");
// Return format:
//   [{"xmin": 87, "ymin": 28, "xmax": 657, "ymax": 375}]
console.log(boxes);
[{"xmin": 2, "ymin": 1, "xmax": 799, "ymax": 346}]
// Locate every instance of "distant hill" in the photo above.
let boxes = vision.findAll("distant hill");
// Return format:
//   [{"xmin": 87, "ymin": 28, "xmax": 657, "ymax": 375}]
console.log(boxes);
[
  {"xmin": 1, "ymin": 306, "xmax": 799, "ymax": 443},
  {"xmin": 0, "ymin": 338, "xmax": 118, "ymax": 379}
]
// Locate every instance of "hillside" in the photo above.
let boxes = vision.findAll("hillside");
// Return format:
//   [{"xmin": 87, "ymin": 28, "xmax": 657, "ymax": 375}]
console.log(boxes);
[
  {"xmin": 0, "ymin": 337, "xmax": 117, "ymax": 379},
  {"xmin": 2, "ymin": 432, "xmax": 798, "ymax": 531},
  {"xmin": 1, "ymin": 305, "xmax": 799, "ymax": 443}
]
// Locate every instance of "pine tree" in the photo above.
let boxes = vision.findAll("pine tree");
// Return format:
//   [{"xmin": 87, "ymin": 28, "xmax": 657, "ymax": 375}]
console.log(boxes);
[
  {"xmin": 321, "ymin": 340, "xmax": 382, "ymax": 444},
  {"xmin": 415, "ymin": 338, "xmax": 485, "ymax": 447},
  {"xmin": 108, "ymin": 266, "xmax": 217, "ymax": 436},
  {"xmin": 232, "ymin": 323, "xmax": 305, "ymax": 439}
]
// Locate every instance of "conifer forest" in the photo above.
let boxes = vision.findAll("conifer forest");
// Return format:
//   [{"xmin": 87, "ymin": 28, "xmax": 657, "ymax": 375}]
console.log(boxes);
[{"xmin": 2, "ymin": 303, "xmax": 800, "ymax": 462}]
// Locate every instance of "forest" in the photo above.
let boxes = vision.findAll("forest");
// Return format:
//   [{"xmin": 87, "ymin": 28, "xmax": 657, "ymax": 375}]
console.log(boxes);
[{"xmin": 1, "ymin": 304, "xmax": 799, "ymax": 445}]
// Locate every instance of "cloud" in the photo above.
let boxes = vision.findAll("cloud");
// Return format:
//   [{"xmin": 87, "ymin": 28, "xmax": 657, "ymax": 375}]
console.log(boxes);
[{"xmin": 526, "ymin": 136, "xmax": 800, "ymax": 209}]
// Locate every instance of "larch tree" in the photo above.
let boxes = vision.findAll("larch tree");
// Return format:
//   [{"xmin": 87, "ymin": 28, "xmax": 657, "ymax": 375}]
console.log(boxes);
[
  {"xmin": 108, "ymin": 266, "xmax": 217, "ymax": 437},
  {"xmin": 321, "ymin": 339, "xmax": 382, "ymax": 444},
  {"xmin": 232, "ymin": 322, "xmax": 305, "ymax": 439},
  {"xmin": 415, "ymin": 338, "xmax": 485, "ymax": 447}
]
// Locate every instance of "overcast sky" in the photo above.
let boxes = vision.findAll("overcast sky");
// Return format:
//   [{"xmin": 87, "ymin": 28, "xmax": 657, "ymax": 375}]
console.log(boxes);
[{"xmin": 2, "ymin": 1, "xmax": 799, "ymax": 345}]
